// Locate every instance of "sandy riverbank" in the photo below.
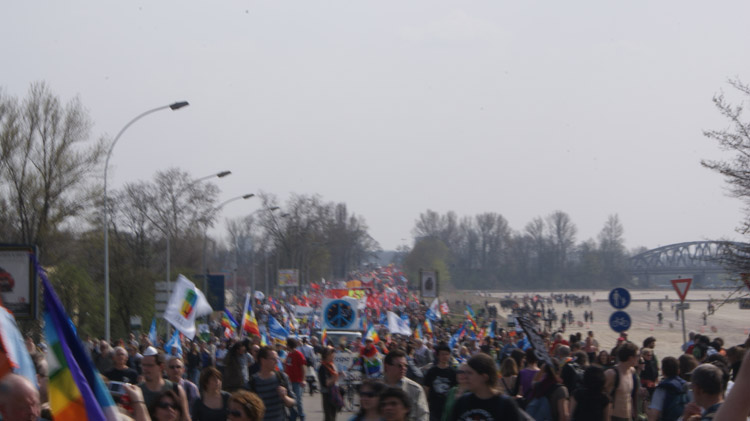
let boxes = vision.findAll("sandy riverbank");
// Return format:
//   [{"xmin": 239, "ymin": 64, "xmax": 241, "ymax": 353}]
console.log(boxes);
[{"xmin": 468, "ymin": 288, "xmax": 750, "ymax": 358}]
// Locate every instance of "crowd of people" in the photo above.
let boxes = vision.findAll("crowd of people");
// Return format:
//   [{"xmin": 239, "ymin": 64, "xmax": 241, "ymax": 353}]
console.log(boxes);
[{"xmin": 4, "ymin": 265, "xmax": 750, "ymax": 421}]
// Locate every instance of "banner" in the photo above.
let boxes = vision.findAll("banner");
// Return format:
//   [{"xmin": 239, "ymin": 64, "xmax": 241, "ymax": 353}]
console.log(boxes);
[
  {"xmin": 163, "ymin": 275, "xmax": 213, "ymax": 340},
  {"xmin": 278, "ymin": 269, "xmax": 300, "ymax": 287}
]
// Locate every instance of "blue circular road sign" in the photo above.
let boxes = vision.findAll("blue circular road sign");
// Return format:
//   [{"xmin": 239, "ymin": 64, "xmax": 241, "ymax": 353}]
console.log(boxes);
[
  {"xmin": 609, "ymin": 311, "xmax": 632, "ymax": 333},
  {"xmin": 609, "ymin": 288, "xmax": 631, "ymax": 309}
]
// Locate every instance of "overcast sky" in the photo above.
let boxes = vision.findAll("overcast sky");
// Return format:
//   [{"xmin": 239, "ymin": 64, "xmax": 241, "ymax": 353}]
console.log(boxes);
[{"xmin": 3, "ymin": 1, "xmax": 750, "ymax": 251}]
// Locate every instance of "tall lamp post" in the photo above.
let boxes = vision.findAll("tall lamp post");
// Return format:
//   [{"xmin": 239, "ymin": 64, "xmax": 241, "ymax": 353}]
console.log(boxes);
[
  {"xmin": 245, "ymin": 206, "xmax": 279, "ymax": 303},
  {"xmin": 103, "ymin": 101, "xmax": 189, "ymax": 342},
  {"xmin": 201, "ymin": 194, "xmax": 256, "ymax": 294},
  {"xmin": 265, "ymin": 210, "xmax": 289, "ymax": 296},
  {"xmin": 166, "ymin": 171, "xmax": 232, "ymax": 298}
]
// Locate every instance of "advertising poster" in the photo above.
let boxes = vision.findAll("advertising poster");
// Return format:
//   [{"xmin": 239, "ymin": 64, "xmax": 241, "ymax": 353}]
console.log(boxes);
[
  {"xmin": 277, "ymin": 269, "xmax": 299, "ymax": 287},
  {"xmin": 0, "ymin": 245, "xmax": 36, "ymax": 319}
]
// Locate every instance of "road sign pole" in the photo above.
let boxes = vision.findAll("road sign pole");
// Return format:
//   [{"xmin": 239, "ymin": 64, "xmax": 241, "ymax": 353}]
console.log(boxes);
[{"xmin": 681, "ymin": 303, "xmax": 687, "ymax": 344}]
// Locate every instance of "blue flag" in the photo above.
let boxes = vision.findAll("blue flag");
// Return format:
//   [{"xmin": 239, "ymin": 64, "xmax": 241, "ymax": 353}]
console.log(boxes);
[
  {"xmin": 165, "ymin": 329, "xmax": 182, "ymax": 356},
  {"xmin": 489, "ymin": 320, "xmax": 496, "ymax": 338},
  {"xmin": 268, "ymin": 316, "xmax": 290, "ymax": 341},
  {"xmin": 449, "ymin": 332, "xmax": 459, "ymax": 349},
  {"xmin": 148, "ymin": 318, "xmax": 157, "ymax": 345}
]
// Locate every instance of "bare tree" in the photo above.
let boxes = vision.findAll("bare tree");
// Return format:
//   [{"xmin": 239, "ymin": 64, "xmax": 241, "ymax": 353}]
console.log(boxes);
[
  {"xmin": 0, "ymin": 82, "xmax": 104, "ymax": 255},
  {"xmin": 702, "ymin": 78, "xmax": 750, "ymax": 274}
]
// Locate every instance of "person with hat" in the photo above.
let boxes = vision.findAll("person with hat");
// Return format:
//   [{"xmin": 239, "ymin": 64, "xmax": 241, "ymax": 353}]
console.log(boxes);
[
  {"xmin": 138, "ymin": 346, "xmax": 191, "ymax": 420},
  {"xmin": 361, "ymin": 338, "xmax": 384, "ymax": 379}
]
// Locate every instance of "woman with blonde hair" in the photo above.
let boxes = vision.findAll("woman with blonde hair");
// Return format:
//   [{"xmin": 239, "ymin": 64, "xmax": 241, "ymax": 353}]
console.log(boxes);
[{"xmin": 498, "ymin": 358, "xmax": 520, "ymax": 398}]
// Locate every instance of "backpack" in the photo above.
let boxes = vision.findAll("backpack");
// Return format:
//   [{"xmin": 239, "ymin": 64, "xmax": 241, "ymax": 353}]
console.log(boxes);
[
  {"xmin": 526, "ymin": 385, "xmax": 559, "ymax": 421},
  {"xmin": 657, "ymin": 378, "xmax": 689, "ymax": 421},
  {"xmin": 562, "ymin": 362, "xmax": 584, "ymax": 393}
]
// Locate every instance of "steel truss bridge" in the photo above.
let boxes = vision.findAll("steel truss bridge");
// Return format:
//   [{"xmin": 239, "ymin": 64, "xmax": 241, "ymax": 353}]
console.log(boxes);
[{"xmin": 629, "ymin": 241, "xmax": 748, "ymax": 287}]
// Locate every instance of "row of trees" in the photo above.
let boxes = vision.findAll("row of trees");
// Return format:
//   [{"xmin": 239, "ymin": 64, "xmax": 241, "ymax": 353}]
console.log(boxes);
[
  {"xmin": 0, "ymin": 83, "xmax": 380, "ymax": 339},
  {"xmin": 403, "ymin": 210, "xmax": 634, "ymax": 290}
]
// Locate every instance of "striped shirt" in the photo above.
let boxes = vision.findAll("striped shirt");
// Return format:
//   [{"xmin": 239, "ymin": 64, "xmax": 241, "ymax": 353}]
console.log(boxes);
[{"xmin": 250, "ymin": 372, "xmax": 293, "ymax": 421}]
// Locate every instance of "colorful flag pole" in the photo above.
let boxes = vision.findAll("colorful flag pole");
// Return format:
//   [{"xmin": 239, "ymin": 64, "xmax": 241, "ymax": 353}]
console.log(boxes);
[{"xmin": 33, "ymin": 253, "xmax": 119, "ymax": 421}]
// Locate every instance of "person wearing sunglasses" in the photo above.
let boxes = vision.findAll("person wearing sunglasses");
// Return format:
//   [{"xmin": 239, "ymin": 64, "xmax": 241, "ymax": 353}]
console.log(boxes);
[
  {"xmin": 167, "ymin": 356, "xmax": 200, "ymax": 414},
  {"xmin": 148, "ymin": 390, "xmax": 184, "ymax": 421},
  {"xmin": 350, "ymin": 380, "xmax": 386, "ymax": 421},
  {"xmin": 228, "ymin": 390, "xmax": 266, "ymax": 421}
]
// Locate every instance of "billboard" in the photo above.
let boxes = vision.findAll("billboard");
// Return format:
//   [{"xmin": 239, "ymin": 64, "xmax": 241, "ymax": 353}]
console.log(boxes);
[
  {"xmin": 278, "ymin": 269, "xmax": 299, "ymax": 288},
  {"xmin": 0, "ymin": 244, "xmax": 37, "ymax": 319},
  {"xmin": 420, "ymin": 269, "xmax": 438, "ymax": 298}
]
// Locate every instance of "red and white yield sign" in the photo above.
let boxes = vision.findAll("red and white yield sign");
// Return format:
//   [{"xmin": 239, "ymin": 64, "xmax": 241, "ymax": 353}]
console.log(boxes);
[{"xmin": 671, "ymin": 278, "xmax": 692, "ymax": 302}]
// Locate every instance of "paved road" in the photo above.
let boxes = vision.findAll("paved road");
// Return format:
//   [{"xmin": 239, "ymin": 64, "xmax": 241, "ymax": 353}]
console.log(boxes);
[{"xmin": 300, "ymin": 384, "xmax": 358, "ymax": 421}]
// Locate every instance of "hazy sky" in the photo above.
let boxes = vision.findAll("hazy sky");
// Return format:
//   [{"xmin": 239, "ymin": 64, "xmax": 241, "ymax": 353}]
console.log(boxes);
[{"xmin": 3, "ymin": 1, "xmax": 750, "ymax": 251}]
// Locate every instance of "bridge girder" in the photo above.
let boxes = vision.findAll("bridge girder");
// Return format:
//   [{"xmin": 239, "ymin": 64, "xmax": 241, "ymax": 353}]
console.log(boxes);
[{"xmin": 628, "ymin": 241, "xmax": 748, "ymax": 276}]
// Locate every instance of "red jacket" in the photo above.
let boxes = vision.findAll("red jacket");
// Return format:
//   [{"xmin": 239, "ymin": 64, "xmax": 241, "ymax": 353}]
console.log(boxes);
[{"xmin": 284, "ymin": 349, "xmax": 306, "ymax": 383}]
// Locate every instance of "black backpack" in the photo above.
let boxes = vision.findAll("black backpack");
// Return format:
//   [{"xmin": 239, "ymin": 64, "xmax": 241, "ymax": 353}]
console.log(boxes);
[{"xmin": 562, "ymin": 362, "xmax": 584, "ymax": 393}]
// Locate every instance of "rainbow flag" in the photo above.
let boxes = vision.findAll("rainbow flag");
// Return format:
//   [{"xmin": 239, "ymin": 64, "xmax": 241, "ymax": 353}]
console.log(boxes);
[
  {"xmin": 35, "ymin": 254, "xmax": 119, "ymax": 421},
  {"xmin": 364, "ymin": 323, "xmax": 379, "ymax": 344},
  {"xmin": 423, "ymin": 319, "xmax": 433, "ymax": 335},
  {"xmin": 240, "ymin": 293, "xmax": 260, "ymax": 336},
  {"xmin": 465, "ymin": 305, "xmax": 478, "ymax": 331},
  {"xmin": 221, "ymin": 309, "xmax": 238, "ymax": 331},
  {"xmin": 260, "ymin": 329, "xmax": 269, "ymax": 346},
  {"xmin": 321, "ymin": 328, "xmax": 328, "ymax": 346},
  {"xmin": 414, "ymin": 325, "xmax": 423, "ymax": 340}
]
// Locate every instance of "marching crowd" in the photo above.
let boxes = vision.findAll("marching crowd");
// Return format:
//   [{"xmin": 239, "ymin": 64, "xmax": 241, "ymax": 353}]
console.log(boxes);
[{"xmin": 3, "ymin": 264, "xmax": 750, "ymax": 421}]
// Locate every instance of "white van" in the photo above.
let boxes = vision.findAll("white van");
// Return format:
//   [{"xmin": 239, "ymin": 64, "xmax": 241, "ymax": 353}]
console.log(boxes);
[{"xmin": 324, "ymin": 330, "xmax": 362, "ymax": 348}]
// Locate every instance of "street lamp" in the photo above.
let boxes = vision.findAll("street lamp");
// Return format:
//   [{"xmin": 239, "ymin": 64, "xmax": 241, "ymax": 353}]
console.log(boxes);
[
  {"xmin": 201, "ymin": 194, "xmax": 256, "ymax": 293},
  {"xmin": 265, "ymin": 209, "xmax": 289, "ymax": 296},
  {"xmin": 103, "ymin": 101, "xmax": 188, "ymax": 342},
  {"xmin": 166, "ymin": 171, "xmax": 232, "ymax": 295}
]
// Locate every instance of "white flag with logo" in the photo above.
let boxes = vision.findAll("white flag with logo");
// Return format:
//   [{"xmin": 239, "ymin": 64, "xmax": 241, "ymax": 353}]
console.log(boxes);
[
  {"xmin": 387, "ymin": 311, "xmax": 412, "ymax": 336},
  {"xmin": 163, "ymin": 274, "xmax": 213, "ymax": 340}
]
